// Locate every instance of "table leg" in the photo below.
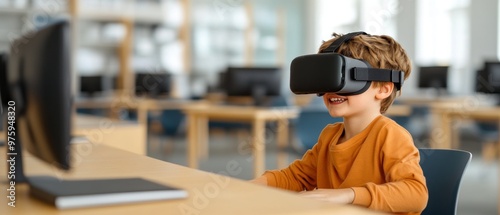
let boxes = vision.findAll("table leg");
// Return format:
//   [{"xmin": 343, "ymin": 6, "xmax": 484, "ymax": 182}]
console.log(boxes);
[
  {"xmin": 252, "ymin": 118, "xmax": 266, "ymax": 178},
  {"xmin": 430, "ymin": 109, "xmax": 452, "ymax": 148},
  {"xmin": 498, "ymin": 118, "xmax": 500, "ymax": 215},
  {"xmin": 450, "ymin": 116, "xmax": 460, "ymax": 149},
  {"xmin": 137, "ymin": 105, "xmax": 148, "ymax": 129},
  {"xmin": 187, "ymin": 114, "xmax": 199, "ymax": 169},
  {"xmin": 198, "ymin": 116, "xmax": 209, "ymax": 159},
  {"xmin": 276, "ymin": 118, "xmax": 289, "ymax": 169}
]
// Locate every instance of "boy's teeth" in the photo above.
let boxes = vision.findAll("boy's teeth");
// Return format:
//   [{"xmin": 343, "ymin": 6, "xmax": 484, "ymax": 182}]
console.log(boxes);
[{"xmin": 330, "ymin": 98, "xmax": 346, "ymax": 102}]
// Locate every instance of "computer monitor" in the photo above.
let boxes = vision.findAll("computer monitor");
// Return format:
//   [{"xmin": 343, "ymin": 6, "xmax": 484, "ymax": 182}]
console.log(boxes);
[
  {"xmin": 80, "ymin": 75, "xmax": 104, "ymax": 97},
  {"xmin": 135, "ymin": 72, "xmax": 172, "ymax": 98},
  {"xmin": 0, "ymin": 53, "xmax": 7, "ymax": 137},
  {"xmin": 417, "ymin": 66, "xmax": 449, "ymax": 96},
  {"xmin": 6, "ymin": 21, "xmax": 72, "ymax": 181},
  {"xmin": 476, "ymin": 62, "xmax": 500, "ymax": 105},
  {"xmin": 476, "ymin": 62, "xmax": 500, "ymax": 94},
  {"xmin": 224, "ymin": 66, "xmax": 282, "ymax": 106},
  {"xmin": 4, "ymin": 21, "xmax": 187, "ymax": 209}
]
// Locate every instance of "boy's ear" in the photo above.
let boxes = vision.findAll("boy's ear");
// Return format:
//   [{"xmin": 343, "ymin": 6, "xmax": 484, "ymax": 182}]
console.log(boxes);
[{"xmin": 375, "ymin": 82, "xmax": 394, "ymax": 100}]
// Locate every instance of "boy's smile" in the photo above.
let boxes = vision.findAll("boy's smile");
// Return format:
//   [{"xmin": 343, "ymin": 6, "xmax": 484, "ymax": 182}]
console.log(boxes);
[
  {"xmin": 322, "ymin": 93, "xmax": 353, "ymax": 117},
  {"xmin": 324, "ymin": 94, "xmax": 347, "ymax": 104},
  {"xmin": 328, "ymin": 97, "xmax": 347, "ymax": 104}
]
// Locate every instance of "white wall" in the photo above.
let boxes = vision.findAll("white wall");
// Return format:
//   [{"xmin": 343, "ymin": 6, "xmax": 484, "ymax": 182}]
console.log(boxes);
[
  {"xmin": 395, "ymin": 0, "xmax": 417, "ymax": 95},
  {"xmin": 311, "ymin": 0, "xmax": 500, "ymax": 96},
  {"xmin": 470, "ymin": 0, "xmax": 498, "ymax": 67}
]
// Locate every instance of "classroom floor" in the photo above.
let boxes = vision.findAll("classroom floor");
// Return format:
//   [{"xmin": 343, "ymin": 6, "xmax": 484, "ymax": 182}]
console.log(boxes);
[{"xmin": 146, "ymin": 126, "xmax": 499, "ymax": 215}]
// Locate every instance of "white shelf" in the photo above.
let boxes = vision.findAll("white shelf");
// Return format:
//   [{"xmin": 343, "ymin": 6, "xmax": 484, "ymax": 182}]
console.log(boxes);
[
  {"xmin": 78, "ymin": 7, "xmax": 164, "ymax": 24},
  {"xmin": 0, "ymin": 7, "xmax": 30, "ymax": 14},
  {"xmin": 0, "ymin": 7, "xmax": 67, "ymax": 15},
  {"xmin": 80, "ymin": 41, "xmax": 121, "ymax": 49}
]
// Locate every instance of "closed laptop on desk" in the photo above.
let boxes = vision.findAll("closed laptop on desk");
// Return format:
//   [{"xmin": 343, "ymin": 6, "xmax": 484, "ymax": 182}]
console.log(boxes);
[{"xmin": 29, "ymin": 176, "xmax": 188, "ymax": 209}]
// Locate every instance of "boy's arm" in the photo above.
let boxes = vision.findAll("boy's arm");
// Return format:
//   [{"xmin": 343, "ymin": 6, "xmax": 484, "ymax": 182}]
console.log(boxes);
[
  {"xmin": 251, "ymin": 138, "xmax": 322, "ymax": 191},
  {"xmin": 351, "ymin": 129, "xmax": 428, "ymax": 213},
  {"xmin": 298, "ymin": 188, "xmax": 355, "ymax": 204}
]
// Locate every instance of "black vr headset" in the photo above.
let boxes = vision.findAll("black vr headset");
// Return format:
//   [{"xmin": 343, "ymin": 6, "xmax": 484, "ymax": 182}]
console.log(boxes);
[{"xmin": 290, "ymin": 32, "xmax": 404, "ymax": 96}]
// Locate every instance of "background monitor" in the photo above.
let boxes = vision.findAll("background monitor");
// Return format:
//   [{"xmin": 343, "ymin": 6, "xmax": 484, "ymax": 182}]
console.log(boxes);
[
  {"xmin": 224, "ymin": 66, "xmax": 282, "ymax": 106},
  {"xmin": 418, "ymin": 66, "xmax": 449, "ymax": 90},
  {"xmin": 476, "ymin": 61, "xmax": 500, "ymax": 94},
  {"xmin": 79, "ymin": 75, "xmax": 103, "ymax": 96},
  {"xmin": 6, "ymin": 21, "xmax": 72, "ymax": 180},
  {"xmin": 135, "ymin": 72, "xmax": 172, "ymax": 98}
]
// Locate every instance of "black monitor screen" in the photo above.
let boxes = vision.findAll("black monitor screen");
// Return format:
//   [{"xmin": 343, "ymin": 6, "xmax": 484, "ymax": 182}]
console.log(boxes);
[
  {"xmin": 1, "ymin": 53, "xmax": 8, "ymax": 105},
  {"xmin": 0, "ymin": 53, "xmax": 7, "ymax": 132},
  {"xmin": 418, "ymin": 66, "xmax": 449, "ymax": 89},
  {"xmin": 7, "ymin": 21, "xmax": 72, "ymax": 171},
  {"xmin": 80, "ymin": 75, "xmax": 103, "ymax": 96},
  {"xmin": 476, "ymin": 62, "xmax": 500, "ymax": 94},
  {"xmin": 135, "ymin": 72, "xmax": 171, "ymax": 98},
  {"xmin": 224, "ymin": 67, "xmax": 282, "ymax": 105}
]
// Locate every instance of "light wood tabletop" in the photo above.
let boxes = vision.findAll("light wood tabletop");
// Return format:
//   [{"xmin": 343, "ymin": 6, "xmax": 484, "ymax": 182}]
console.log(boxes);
[{"xmin": 0, "ymin": 144, "xmax": 385, "ymax": 215}]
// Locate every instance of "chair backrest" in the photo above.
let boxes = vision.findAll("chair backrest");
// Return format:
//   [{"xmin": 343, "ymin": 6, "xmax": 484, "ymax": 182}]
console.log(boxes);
[
  {"xmin": 160, "ymin": 109, "xmax": 185, "ymax": 136},
  {"xmin": 295, "ymin": 106, "xmax": 341, "ymax": 150},
  {"xmin": 419, "ymin": 148, "xmax": 472, "ymax": 215}
]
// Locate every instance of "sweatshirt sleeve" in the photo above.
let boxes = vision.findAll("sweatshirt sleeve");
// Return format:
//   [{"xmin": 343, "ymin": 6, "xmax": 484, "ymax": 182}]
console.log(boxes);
[
  {"xmin": 351, "ymin": 125, "xmax": 428, "ymax": 213},
  {"xmin": 263, "ymin": 138, "xmax": 321, "ymax": 192}
]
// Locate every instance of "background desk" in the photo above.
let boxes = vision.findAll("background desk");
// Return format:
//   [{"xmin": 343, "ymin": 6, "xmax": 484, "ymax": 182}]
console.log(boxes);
[
  {"xmin": 74, "ymin": 114, "xmax": 146, "ymax": 155},
  {"xmin": 0, "ymin": 115, "xmax": 146, "ymax": 155},
  {"xmin": 75, "ymin": 95, "xmax": 139, "ymax": 119},
  {"xmin": 429, "ymin": 103, "xmax": 500, "ymax": 149},
  {"xmin": 184, "ymin": 104, "xmax": 299, "ymax": 178},
  {"xmin": 0, "ymin": 144, "xmax": 383, "ymax": 215},
  {"xmin": 76, "ymin": 96, "xmax": 202, "ymax": 137}
]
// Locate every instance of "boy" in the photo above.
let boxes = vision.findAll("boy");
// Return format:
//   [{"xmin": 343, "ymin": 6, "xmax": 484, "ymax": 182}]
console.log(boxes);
[{"xmin": 251, "ymin": 33, "xmax": 428, "ymax": 214}]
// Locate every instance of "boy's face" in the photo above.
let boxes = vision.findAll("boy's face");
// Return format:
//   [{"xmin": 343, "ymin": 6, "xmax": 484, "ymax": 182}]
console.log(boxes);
[{"xmin": 322, "ymin": 83, "xmax": 390, "ymax": 119}]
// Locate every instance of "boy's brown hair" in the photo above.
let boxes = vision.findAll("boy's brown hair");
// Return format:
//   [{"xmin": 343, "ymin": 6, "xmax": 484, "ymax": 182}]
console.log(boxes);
[{"xmin": 318, "ymin": 33, "xmax": 412, "ymax": 114}]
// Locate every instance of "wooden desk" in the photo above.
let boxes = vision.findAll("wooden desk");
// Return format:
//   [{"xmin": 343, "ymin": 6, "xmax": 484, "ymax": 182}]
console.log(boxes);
[
  {"xmin": 184, "ymin": 104, "xmax": 299, "ymax": 178},
  {"xmin": 75, "ymin": 95, "xmax": 140, "ymax": 119},
  {"xmin": 74, "ymin": 115, "xmax": 147, "ymax": 155},
  {"xmin": 0, "ymin": 144, "xmax": 383, "ymax": 215},
  {"xmin": 386, "ymin": 104, "xmax": 412, "ymax": 116},
  {"xmin": 76, "ymin": 96, "xmax": 203, "ymax": 133},
  {"xmin": 135, "ymin": 98, "xmax": 206, "ymax": 126},
  {"xmin": 429, "ymin": 103, "xmax": 500, "ymax": 149},
  {"xmin": 397, "ymin": 95, "xmax": 469, "ymax": 106}
]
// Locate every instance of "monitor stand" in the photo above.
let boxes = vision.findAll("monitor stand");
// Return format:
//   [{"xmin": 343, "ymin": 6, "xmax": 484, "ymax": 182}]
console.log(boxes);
[
  {"xmin": 494, "ymin": 94, "xmax": 500, "ymax": 106},
  {"xmin": 432, "ymin": 87, "xmax": 448, "ymax": 98},
  {"xmin": 7, "ymin": 128, "xmax": 28, "ymax": 183},
  {"xmin": 252, "ymin": 85, "xmax": 267, "ymax": 106}
]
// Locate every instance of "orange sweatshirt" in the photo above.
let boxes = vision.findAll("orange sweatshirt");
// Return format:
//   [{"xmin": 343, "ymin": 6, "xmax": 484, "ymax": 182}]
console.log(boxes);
[{"xmin": 264, "ymin": 115, "xmax": 428, "ymax": 214}]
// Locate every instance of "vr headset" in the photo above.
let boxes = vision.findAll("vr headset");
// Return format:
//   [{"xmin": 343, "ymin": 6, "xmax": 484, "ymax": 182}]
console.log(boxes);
[{"xmin": 290, "ymin": 31, "xmax": 404, "ymax": 96}]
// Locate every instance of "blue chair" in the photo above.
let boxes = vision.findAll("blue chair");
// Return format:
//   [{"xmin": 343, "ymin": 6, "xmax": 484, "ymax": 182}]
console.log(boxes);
[
  {"xmin": 418, "ymin": 148, "xmax": 472, "ymax": 215},
  {"xmin": 294, "ymin": 104, "xmax": 342, "ymax": 151},
  {"xmin": 159, "ymin": 109, "xmax": 185, "ymax": 136},
  {"xmin": 476, "ymin": 122, "xmax": 498, "ymax": 143}
]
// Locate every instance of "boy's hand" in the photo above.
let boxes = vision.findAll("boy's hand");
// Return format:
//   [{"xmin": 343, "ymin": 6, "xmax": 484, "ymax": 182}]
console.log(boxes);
[
  {"xmin": 249, "ymin": 176, "xmax": 268, "ymax": 186},
  {"xmin": 298, "ymin": 188, "xmax": 355, "ymax": 204}
]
